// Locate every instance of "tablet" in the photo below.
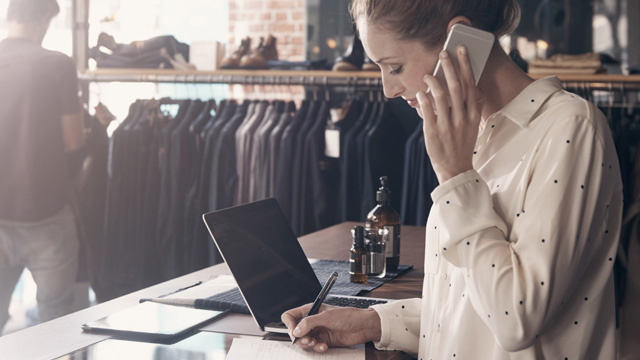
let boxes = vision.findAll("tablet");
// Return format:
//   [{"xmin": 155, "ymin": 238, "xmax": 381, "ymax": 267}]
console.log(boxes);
[
  {"xmin": 81, "ymin": 302, "xmax": 228, "ymax": 341},
  {"xmin": 56, "ymin": 331, "xmax": 229, "ymax": 360}
]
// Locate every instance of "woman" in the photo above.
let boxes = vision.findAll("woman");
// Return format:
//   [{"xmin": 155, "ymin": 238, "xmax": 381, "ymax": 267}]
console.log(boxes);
[{"xmin": 282, "ymin": 0, "xmax": 623, "ymax": 359}]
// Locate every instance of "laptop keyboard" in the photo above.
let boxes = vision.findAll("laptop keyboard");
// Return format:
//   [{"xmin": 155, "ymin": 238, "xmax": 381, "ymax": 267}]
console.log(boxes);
[{"xmin": 325, "ymin": 297, "xmax": 388, "ymax": 309}]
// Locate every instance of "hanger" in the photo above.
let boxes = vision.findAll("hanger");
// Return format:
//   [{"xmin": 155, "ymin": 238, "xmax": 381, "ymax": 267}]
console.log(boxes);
[
  {"xmin": 367, "ymin": 78, "xmax": 374, "ymax": 103},
  {"xmin": 308, "ymin": 76, "xmax": 318, "ymax": 102},
  {"xmin": 605, "ymin": 82, "xmax": 614, "ymax": 124},
  {"xmin": 285, "ymin": 76, "xmax": 294, "ymax": 102},
  {"xmin": 323, "ymin": 77, "xmax": 330, "ymax": 102},
  {"xmin": 346, "ymin": 76, "xmax": 356, "ymax": 101}
]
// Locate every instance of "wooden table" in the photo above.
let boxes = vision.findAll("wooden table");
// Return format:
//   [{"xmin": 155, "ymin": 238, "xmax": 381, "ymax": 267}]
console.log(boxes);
[{"xmin": 0, "ymin": 222, "xmax": 425, "ymax": 360}]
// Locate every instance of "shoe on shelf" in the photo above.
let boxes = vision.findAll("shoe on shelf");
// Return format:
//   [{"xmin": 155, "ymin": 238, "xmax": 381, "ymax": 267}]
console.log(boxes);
[
  {"xmin": 97, "ymin": 32, "xmax": 120, "ymax": 52},
  {"xmin": 362, "ymin": 53, "xmax": 380, "ymax": 71},
  {"xmin": 160, "ymin": 47, "xmax": 197, "ymax": 71},
  {"xmin": 88, "ymin": 46, "xmax": 107, "ymax": 60},
  {"xmin": 220, "ymin": 36, "xmax": 252, "ymax": 69},
  {"xmin": 332, "ymin": 35, "xmax": 364, "ymax": 71},
  {"xmin": 239, "ymin": 35, "xmax": 278, "ymax": 69}
]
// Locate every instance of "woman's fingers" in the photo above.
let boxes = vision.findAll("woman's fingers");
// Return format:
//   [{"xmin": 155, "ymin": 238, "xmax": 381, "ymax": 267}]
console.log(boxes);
[
  {"xmin": 282, "ymin": 304, "xmax": 309, "ymax": 329},
  {"xmin": 299, "ymin": 336, "xmax": 316, "ymax": 346},
  {"xmin": 438, "ymin": 49, "xmax": 465, "ymax": 121},
  {"xmin": 456, "ymin": 45, "xmax": 475, "ymax": 91},
  {"xmin": 416, "ymin": 90, "xmax": 436, "ymax": 136},
  {"xmin": 282, "ymin": 304, "xmax": 314, "ymax": 340},
  {"xmin": 456, "ymin": 46, "xmax": 483, "ymax": 126},
  {"xmin": 423, "ymin": 74, "xmax": 448, "ymax": 125},
  {"xmin": 313, "ymin": 342, "xmax": 329, "ymax": 353},
  {"xmin": 456, "ymin": 46, "xmax": 479, "ymax": 116}
]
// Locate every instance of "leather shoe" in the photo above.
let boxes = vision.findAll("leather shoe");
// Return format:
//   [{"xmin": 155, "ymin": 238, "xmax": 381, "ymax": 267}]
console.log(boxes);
[
  {"xmin": 332, "ymin": 35, "xmax": 364, "ymax": 71},
  {"xmin": 220, "ymin": 36, "xmax": 252, "ymax": 69},
  {"xmin": 97, "ymin": 32, "xmax": 120, "ymax": 52},
  {"xmin": 239, "ymin": 35, "xmax": 278, "ymax": 69},
  {"xmin": 362, "ymin": 53, "xmax": 380, "ymax": 71}
]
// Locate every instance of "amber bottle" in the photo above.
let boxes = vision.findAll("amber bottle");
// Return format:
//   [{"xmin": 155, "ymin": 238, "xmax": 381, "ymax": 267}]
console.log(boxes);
[
  {"xmin": 365, "ymin": 176, "xmax": 401, "ymax": 271},
  {"xmin": 349, "ymin": 226, "xmax": 368, "ymax": 284}
]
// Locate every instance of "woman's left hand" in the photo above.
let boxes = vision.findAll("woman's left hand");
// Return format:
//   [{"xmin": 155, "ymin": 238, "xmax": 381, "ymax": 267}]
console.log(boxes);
[{"xmin": 416, "ymin": 46, "xmax": 483, "ymax": 184}]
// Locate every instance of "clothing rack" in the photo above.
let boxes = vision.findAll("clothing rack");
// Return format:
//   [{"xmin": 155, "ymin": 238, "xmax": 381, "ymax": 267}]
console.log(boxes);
[
  {"xmin": 78, "ymin": 69, "xmax": 383, "ymax": 88},
  {"xmin": 79, "ymin": 69, "xmax": 640, "ymax": 91}
]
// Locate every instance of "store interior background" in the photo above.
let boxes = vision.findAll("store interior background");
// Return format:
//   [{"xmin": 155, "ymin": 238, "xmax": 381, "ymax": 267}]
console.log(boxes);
[{"xmin": 0, "ymin": 0, "xmax": 636, "ymax": 343}]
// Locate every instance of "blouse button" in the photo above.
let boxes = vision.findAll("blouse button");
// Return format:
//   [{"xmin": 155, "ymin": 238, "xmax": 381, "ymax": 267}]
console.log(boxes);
[{"xmin": 441, "ymin": 273, "xmax": 448, "ymax": 280}]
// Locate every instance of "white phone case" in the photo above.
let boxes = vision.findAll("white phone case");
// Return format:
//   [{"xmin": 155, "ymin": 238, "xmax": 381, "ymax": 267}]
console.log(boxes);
[{"xmin": 433, "ymin": 24, "xmax": 495, "ymax": 86}]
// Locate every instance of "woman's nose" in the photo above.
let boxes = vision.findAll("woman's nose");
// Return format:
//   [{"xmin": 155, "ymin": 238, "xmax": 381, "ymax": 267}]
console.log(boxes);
[{"xmin": 381, "ymin": 75, "xmax": 403, "ymax": 99}]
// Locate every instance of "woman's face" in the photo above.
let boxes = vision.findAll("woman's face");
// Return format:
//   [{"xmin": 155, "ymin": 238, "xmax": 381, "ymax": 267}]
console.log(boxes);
[{"xmin": 358, "ymin": 19, "xmax": 440, "ymax": 109}]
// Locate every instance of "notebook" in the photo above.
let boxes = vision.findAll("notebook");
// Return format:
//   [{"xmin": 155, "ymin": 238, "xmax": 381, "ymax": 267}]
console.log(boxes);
[{"xmin": 202, "ymin": 198, "xmax": 393, "ymax": 333}]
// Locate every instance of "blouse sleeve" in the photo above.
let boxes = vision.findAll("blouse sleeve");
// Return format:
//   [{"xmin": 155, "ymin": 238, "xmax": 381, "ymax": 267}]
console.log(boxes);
[{"xmin": 371, "ymin": 298, "xmax": 422, "ymax": 355}]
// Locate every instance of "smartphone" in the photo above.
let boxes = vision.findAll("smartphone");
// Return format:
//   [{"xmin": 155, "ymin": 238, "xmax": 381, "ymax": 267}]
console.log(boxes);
[{"xmin": 433, "ymin": 23, "xmax": 495, "ymax": 87}]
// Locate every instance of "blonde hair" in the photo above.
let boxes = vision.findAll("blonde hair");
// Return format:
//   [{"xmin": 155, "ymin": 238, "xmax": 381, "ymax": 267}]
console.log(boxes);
[{"xmin": 350, "ymin": 0, "xmax": 520, "ymax": 48}]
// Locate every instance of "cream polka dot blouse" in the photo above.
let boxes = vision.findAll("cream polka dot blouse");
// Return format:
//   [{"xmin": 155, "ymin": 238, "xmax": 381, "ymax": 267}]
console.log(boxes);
[{"xmin": 372, "ymin": 77, "xmax": 623, "ymax": 360}]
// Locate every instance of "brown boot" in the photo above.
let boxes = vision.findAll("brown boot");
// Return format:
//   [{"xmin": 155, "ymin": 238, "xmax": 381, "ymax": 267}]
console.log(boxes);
[
  {"xmin": 362, "ymin": 53, "xmax": 380, "ymax": 71},
  {"xmin": 220, "ymin": 37, "xmax": 252, "ymax": 69},
  {"xmin": 332, "ymin": 35, "xmax": 364, "ymax": 71},
  {"xmin": 97, "ymin": 32, "xmax": 121, "ymax": 52},
  {"xmin": 239, "ymin": 35, "xmax": 278, "ymax": 69}
]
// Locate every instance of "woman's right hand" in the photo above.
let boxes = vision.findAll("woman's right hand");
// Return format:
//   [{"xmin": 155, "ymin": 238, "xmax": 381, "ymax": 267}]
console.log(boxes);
[
  {"xmin": 281, "ymin": 304, "xmax": 382, "ymax": 353},
  {"xmin": 416, "ymin": 46, "xmax": 483, "ymax": 184}
]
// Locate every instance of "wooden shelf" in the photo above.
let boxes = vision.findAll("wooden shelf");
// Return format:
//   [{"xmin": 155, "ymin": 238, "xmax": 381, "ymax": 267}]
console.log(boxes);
[
  {"xmin": 78, "ymin": 69, "xmax": 640, "ymax": 91},
  {"xmin": 78, "ymin": 68, "xmax": 383, "ymax": 86}
]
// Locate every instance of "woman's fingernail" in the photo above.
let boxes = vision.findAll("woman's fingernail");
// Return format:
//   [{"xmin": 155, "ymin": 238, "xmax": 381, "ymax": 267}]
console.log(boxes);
[
  {"xmin": 301, "ymin": 338, "xmax": 309, "ymax": 345},
  {"xmin": 319, "ymin": 345, "xmax": 327, "ymax": 351},
  {"xmin": 440, "ymin": 50, "xmax": 449, "ymax": 59},
  {"xmin": 459, "ymin": 46, "xmax": 467, "ymax": 55},
  {"xmin": 293, "ymin": 327, "xmax": 302, "ymax": 336}
]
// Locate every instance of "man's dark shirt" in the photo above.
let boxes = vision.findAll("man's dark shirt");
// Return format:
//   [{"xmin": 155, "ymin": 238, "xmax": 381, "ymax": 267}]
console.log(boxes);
[{"xmin": 0, "ymin": 38, "xmax": 81, "ymax": 222}]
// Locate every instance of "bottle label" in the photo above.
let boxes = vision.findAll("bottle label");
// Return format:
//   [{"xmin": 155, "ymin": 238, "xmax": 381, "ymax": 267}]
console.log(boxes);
[
  {"xmin": 350, "ymin": 253, "xmax": 368, "ymax": 274},
  {"xmin": 383, "ymin": 225, "xmax": 401, "ymax": 258}
]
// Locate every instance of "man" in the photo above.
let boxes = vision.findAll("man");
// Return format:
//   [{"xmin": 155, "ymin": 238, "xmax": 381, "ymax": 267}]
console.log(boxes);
[{"xmin": 0, "ymin": 0, "xmax": 85, "ymax": 332}]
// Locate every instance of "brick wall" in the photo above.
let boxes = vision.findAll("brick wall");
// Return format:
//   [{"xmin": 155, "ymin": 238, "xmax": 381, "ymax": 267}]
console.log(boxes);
[{"xmin": 228, "ymin": 0, "xmax": 307, "ymax": 62}]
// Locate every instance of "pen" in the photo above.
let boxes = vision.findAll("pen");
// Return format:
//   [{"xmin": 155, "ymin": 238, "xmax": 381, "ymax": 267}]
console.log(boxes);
[
  {"xmin": 139, "ymin": 297, "xmax": 198, "ymax": 307},
  {"xmin": 291, "ymin": 271, "xmax": 338, "ymax": 346},
  {"xmin": 159, "ymin": 281, "xmax": 202, "ymax": 298}
]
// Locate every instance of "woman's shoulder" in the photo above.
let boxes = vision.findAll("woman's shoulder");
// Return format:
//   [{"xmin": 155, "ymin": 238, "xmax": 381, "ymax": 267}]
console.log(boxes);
[
  {"xmin": 544, "ymin": 90, "xmax": 596, "ymax": 117},
  {"xmin": 539, "ymin": 89, "xmax": 613, "ymax": 146}
]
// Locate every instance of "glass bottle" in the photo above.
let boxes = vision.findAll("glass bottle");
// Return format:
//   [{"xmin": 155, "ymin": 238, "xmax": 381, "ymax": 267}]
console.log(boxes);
[
  {"xmin": 365, "ymin": 176, "xmax": 401, "ymax": 271},
  {"xmin": 349, "ymin": 226, "xmax": 368, "ymax": 284},
  {"xmin": 366, "ymin": 228, "xmax": 386, "ymax": 278}
]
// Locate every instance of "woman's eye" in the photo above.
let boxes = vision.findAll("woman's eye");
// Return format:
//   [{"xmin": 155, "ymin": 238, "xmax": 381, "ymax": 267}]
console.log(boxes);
[{"xmin": 389, "ymin": 66, "xmax": 403, "ymax": 75}]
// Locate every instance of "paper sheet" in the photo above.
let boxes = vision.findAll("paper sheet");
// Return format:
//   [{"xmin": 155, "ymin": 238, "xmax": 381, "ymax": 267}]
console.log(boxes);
[{"xmin": 225, "ymin": 338, "xmax": 365, "ymax": 360}]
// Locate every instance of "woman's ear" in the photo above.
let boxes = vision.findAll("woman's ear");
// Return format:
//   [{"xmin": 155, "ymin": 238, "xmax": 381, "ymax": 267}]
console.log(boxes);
[{"xmin": 446, "ymin": 16, "xmax": 473, "ymax": 34}]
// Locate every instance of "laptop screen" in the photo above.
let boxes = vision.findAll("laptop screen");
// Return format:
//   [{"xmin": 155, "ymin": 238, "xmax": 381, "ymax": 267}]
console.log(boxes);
[{"xmin": 202, "ymin": 198, "xmax": 322, "ymax": 329}]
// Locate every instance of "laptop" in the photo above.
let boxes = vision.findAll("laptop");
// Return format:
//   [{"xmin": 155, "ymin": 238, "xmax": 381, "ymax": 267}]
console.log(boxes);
[{"xmin": 202, "ymin": 198, "xmax": 392, "ymax": 333}]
